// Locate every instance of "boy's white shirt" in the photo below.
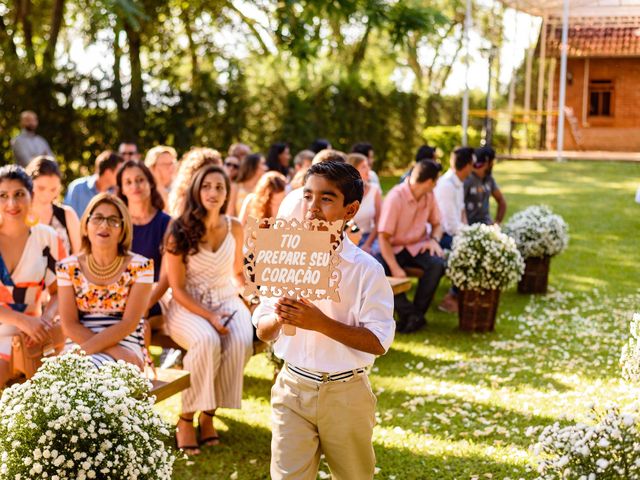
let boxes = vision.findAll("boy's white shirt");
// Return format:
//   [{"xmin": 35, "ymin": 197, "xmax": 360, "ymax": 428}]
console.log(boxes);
[
  {"xmin": 252, "ymin": 235, "xmax": 395, "ymax": 372},
  {"xmin": 277, "ymin": 187, "xmax": 305, "ymax": 221}
]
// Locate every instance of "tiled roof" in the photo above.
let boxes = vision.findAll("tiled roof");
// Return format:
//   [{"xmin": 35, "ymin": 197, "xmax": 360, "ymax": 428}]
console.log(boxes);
[{"xmin": 545, "ymin": 17, "xmax": 640, "ymax": 57}]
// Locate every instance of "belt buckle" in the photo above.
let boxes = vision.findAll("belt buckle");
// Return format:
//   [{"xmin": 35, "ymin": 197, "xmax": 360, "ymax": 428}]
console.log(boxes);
[{"xmin": 321, "ymin": 373, "xmax": 330, "ymax": 383}]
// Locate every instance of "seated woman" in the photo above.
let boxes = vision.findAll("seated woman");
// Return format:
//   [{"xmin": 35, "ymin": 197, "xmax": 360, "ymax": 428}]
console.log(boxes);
[
  {"xmin": 26, "ymin": 156, "xmax": 81, "ymax": 254},
  {"xmin": 238, "ymin": 171, "xmax": 287, "ymax": 225},
  {"xmin": 164, "ymin": 165, "xmax": 253, "ymax": 455},
  {"xmin": 56, "ymin": 194, "xmax": 153, "ymax": 369},
  {"xmin": 227, "ymin": 152, "xmax": 267, "ymax": 216},
  {"xmin": 0, "ymin": 165, "xmax": 66, "ymax": 387},
  {"xmin": 116, "ymin": 161, "xmax": 171, "ymax": 329},
  {"xmin": 346, "ymin": 152, "xmax": 382, "ymax": 255}
]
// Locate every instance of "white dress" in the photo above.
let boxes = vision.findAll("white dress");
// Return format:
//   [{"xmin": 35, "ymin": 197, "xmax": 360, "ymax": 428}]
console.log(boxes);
[{"xmin": 166, "ymin": 216, "xmax": 253, "ymax": 412}]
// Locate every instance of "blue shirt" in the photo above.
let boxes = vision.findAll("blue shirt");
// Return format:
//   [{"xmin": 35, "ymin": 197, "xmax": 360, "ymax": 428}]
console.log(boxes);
[
  {"xmin": 131, "ymin": 210, "xmax": 171, "ymax": 282},
  {"xmin": 64, "ymin": 175, "xmax": 99, "ymax": 217}
]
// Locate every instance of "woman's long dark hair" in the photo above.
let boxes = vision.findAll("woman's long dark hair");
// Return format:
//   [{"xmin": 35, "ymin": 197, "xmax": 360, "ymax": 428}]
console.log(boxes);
[
  {"xmin": 236, "ymin": 153, "xmax": 263, "ymax": 184},
  {"xmin": 116, "ymin": 160, "xmax": 165, "ymax": 211},
  {"xmin": 165, "ymin": 164, "xmax": 230, "ymax": 261},
  {"xmin": 266, "ymin": 142, "xmax": 289, "ymax": 176}
]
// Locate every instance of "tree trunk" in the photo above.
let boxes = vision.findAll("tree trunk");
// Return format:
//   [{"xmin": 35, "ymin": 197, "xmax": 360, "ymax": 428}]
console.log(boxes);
[
  {"xmin": 406, "ymin": 34, "xmax": 423, "ymax": 90},
  {"xmin": 181, "ymin": 7, "xmax": 199, "ymax": 89},
  {"xmin": 43, "ymin": 0, "xmax": 65, "ymax": 72},
  {"xmin": 18, "ymin": 0, "xmax": 35, "ymax": 65},
  {"xmin": 112, "ymin": 25, "xmax": 124, "ymax": 113},
  {"xmin": 123, "ymin": 21, "xmax": 144, "ymax": 140},
  {"xmin": 349, "ymin": 23, "xmax": 371, "ymax": 77}
]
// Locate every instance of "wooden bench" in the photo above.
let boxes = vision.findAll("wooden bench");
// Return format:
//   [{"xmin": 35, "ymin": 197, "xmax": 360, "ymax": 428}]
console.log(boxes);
[
  {"xmin": 387, "ymin": 276, "xmax": 412, "ymax": 295},
  {"xmin": 148, "ymin": 368, "xmax": 190, "ymax": 403}
]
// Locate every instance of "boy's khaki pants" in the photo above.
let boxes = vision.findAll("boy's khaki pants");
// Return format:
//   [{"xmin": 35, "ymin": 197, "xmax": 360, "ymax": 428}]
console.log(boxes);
[{"xmin": 270, "ymin": 366, "xmax": 377, "ymax": 480}]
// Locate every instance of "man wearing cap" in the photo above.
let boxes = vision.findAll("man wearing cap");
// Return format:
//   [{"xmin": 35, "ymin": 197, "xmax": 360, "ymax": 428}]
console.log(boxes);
[{"xmin": 464, "ymin": 146, "xmax": 507, "ymax": 225}]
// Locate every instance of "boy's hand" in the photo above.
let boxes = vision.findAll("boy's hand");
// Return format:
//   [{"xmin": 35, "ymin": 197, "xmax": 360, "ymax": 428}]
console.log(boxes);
[{"xmin": 275, "ymin": 297, "xmax": 330, "ymax": 333}]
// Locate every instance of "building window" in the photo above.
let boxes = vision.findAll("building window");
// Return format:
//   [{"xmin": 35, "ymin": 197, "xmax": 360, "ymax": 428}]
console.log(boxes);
[{"xmin": 588, "ymin": 79, "xmax": 614, "ymax": 117}]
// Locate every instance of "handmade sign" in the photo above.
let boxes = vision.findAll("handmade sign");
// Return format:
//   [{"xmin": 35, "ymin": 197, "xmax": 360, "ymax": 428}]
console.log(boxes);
[{"xmin": 243, "ymin": 217, "xmax": 343, "ymax": 335}]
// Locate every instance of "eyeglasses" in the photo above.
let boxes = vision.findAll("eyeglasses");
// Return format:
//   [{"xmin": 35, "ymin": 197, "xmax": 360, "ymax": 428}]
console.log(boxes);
[
  {"xmin": 89, "ymin": 214, "xmax": 122, "ymax": 228},
  {"xmin": 225, "ymin": 162, "xmax": 239, "ymax": 169}
]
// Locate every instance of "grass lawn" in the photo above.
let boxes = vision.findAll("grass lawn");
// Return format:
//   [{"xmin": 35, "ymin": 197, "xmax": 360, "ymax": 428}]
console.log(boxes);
[{"xmin": 159, "ymin": 160, "xmax": 640, "ymax": 479}]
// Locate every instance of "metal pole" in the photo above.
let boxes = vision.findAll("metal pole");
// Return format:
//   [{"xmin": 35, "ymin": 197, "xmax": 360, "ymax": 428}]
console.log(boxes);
[
  {"xmin": 485, "ymin": 48, "xmax": 494, "ymax": 146},
  {"xmin": 536, "ymin": 14, "xmax": 547, "ymax": 145},
  {"xmin": 556, "ymin": 0, "xmax": 569, "ymax": 161},
  {"xmin": 461, "ymin": 0, "xmax": 472, "ymax": 145}
]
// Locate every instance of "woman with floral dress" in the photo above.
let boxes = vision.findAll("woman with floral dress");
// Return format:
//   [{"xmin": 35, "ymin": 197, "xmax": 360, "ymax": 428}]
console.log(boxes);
[{"xmin": 56, "ymin": 193, "xmax": 152, "ymax": 369}]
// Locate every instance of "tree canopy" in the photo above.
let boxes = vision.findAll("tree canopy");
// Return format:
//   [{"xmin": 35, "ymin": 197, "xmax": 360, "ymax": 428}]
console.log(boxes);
[{"xmin": 0, "ymin": 0, "xmax": 503, "ymax": 177}]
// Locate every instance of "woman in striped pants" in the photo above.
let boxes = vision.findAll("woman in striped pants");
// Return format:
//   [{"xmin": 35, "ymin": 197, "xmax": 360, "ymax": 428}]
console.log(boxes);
[{"xmin": 164, "ymin": 164, "xmax": 253, "ymax": 456}]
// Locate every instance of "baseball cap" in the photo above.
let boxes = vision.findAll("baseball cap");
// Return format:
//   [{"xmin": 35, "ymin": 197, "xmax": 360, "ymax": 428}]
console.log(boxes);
[{"xmin": 474, "ymin": 146, "xmax": 495, "ymax": 167}]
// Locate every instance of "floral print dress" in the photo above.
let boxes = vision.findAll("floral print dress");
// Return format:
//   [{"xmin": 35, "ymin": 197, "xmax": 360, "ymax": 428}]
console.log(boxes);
[{"xmin": 56, "ymin": 253, "xmax": 153, "ymax": 367}]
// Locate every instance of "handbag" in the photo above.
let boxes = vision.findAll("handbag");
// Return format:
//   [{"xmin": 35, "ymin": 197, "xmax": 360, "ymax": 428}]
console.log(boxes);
[{"xmin": 11, "ymin": 317, "xmax": 65, "ymax": 378}]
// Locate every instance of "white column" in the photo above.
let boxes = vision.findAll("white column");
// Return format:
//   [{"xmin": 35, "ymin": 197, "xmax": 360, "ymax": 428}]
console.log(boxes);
[
  {"xmin": 524, "ymin": 47, "xmax": 533, "ymax": 122},
  {"xmin": 556, "ymin": 0, "xmax": 570, "ymax": 161},
  {"xmin": 536, "ymin": 15, "xmax": 547, "ymax": 128},
  {"xmin": 461, "ymin": 0, "xmax": 472, "ymax": 145}
]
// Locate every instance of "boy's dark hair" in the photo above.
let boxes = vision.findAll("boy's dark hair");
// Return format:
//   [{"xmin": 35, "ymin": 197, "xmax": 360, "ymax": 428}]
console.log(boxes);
[
  {"xmin": 310, "ymin": 138, "xmax": 331, "ymax": 154},
  {"xmin": 454, "ymin": 147, "xmax": 475, "ymax": 171},
  {"xmin": 351, "ymin": 142, "xmax": 373, "ymax": 157},
  {"xmin": 304, "ymin": 160, "xmax": 364, "ymax": 205},
  {"xmin": 95, "ymin": 150, "xmax": 124, "ymax": 176},
  {"xmin": 415, "ymin": 145, "xmax": 436, "ymax": 162},
  {"xmin": 0, "ymin": 164, "xmax": 33, "ymax": 195},
  {"xmin": 474, "ymin": 146, "xmax": 496, "ymax": 165},
  {"xmin": 414, "ymin": 160, "xmax": 442, "ymax": 183}
]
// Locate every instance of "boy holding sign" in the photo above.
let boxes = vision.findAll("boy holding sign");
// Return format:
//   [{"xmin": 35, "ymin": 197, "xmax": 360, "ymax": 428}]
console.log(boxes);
[{"xmin": 253, "ymin": 161, "xmax": 395, "ymax": 480}]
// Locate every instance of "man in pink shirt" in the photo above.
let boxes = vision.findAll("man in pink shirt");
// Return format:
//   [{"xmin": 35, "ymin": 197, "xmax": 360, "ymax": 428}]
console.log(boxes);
[{"xmin": 377, "ymin": 160, "xmax": 445, "ymax": 333}]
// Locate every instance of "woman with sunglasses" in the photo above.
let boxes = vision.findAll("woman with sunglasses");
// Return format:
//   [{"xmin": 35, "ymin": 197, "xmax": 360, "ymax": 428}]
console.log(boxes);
[
  {"xmin": 0, "ymin": 165, "xmax": 66, "ymax": 388},
  {"xmin": 56, "ymin": 194, "xmax": 153, "ymax": 368},
  {"xmin": 223, "ymin": 156, "xmax": 240, "ymax": 182}
]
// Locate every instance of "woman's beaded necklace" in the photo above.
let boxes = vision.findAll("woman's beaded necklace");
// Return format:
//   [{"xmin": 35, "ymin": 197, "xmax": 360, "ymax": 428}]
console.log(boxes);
[{"xmin": 86, "ymin": 254, "xmax": 125, "ymax": 280}]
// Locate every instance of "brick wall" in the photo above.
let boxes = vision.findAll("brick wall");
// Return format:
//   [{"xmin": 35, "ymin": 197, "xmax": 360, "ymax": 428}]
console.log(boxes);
[{"xmin": 548, "ymin": 57, "xmax": 640, "ymax": 151}]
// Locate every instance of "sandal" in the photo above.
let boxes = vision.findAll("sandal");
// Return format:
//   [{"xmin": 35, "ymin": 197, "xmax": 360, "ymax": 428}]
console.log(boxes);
[
  {"xmin": 198, "ymin": 410, "xmax": 220, "ymax": 446},
  {"xmin": 176, "ymin": 416, "xmax": 201, "ymax": 455}
]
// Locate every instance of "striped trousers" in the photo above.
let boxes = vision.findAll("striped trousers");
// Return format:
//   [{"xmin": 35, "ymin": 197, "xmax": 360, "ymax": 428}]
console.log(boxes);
[{"xmin": 167, "ymin": 295, "xmax": 253, "ymax": 413}]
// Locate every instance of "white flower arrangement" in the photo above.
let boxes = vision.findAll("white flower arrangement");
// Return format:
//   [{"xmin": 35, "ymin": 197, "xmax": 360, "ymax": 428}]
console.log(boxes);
[
  {"xmin": 503, "ymin": 205, "xmax": 569, "ymax": 259},
  {"xmin": 533, "ymin": 406, "xmax": 640, "ymax": 479},
  {"xmin": 446, "ymin": 223, "xmax": 524, "ymax": 292},
  {"xmin": 0, "ymin": 351, "xmax": 176, "ymax": 479},
  {"xmin": 621, "ymin": 314, "xmax": 640, "ymax": 383}
]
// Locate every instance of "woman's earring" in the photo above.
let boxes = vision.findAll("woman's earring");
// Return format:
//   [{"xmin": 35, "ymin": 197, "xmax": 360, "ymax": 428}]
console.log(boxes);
[{"xmin": 25, "ymin": 211, "xmax": 40, "ymax": 227}]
